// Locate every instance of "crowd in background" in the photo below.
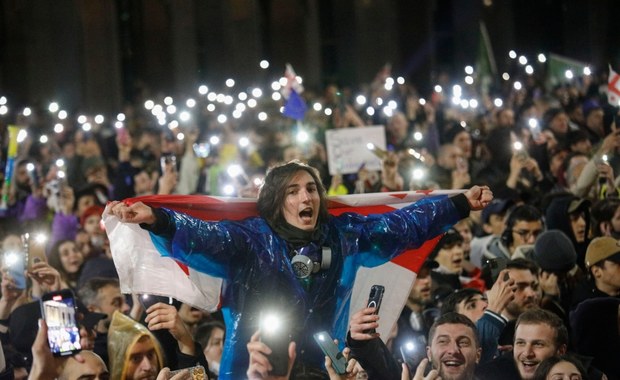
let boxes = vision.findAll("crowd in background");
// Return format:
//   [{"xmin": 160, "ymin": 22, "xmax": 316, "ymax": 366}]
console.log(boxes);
[{"xmin": 0, "ymin": 55, "xmax": 619, "ymax": 380}]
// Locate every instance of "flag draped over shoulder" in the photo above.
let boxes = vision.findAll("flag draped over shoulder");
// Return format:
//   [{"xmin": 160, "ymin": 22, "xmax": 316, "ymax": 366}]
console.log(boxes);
[
  {"xmin": 104, "ymin": 190, "xmax": 463, "ymax": 342},
  {"xmin": 281, "ymin": 63, "xmax": 307, "ymax": 120},
  {"xmin": 608, "ymin": 65, "xmax": 620, "ymax": 106}
]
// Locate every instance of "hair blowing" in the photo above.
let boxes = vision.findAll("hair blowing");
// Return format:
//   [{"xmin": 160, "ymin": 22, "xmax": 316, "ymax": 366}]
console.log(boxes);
[{"xmin": 257, "ymin": 161, "xmax": 329, "ymax": 228}]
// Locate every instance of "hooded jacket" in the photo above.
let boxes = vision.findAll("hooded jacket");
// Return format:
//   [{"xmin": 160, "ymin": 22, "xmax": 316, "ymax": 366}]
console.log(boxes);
[{"xmin": 108, "ymin": 311, "xmax": 164, "ymax": 380}]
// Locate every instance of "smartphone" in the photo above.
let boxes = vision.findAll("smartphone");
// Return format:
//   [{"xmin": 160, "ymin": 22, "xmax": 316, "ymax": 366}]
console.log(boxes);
[
  {"xmin": 169, "ymin": 365, "xmax": 206, "ymax": 379},
  {"xmin": 399, "ymin": 336, "xmax": 427, "ymax": 371},
  {"xmin": 364, "ymin": 285, "xmax": 384, "ymax": 333},
  {"xmin": 486, "ymin": 257, "xmax": 507, "ymax": 282},
  {"xmin": 193, "ymin": 143, "xmax": 210, "ymax": 158},
  {"xmin": 3, "ymin": 250, "xmax": 26, "ymax": 290},
  {"xmin": 40, "ymin": 289, "xmax": 82, "ymax": 356},
  {"xmin": 260, "ymin": 313, "xmax": 290, "ymax": 376},
  {"xmin": 27, "ymin": 234, "xmax": 47, "ymax": 271},
  {"xmin": 313, "ymin": 331, "xmax": 347, "ymax": 375},
  {"xmin": 138, "ymin": 294, "xmax": 174, "ymax": 310},
  {"xmin": 160, "ymin": 154, "xmax": 177, "ymax": 174}
]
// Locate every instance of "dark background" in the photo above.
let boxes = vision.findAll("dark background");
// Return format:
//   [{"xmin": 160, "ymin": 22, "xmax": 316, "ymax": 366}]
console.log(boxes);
[{"xmin": 0, "ymin": 0, "xmax": 617, "ymax": 115}]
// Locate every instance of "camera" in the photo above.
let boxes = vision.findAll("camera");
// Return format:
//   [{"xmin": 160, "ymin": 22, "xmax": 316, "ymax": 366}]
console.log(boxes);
[{"xmin": 160, "ymin": 154, "xmax": 177, "ymax": 174}]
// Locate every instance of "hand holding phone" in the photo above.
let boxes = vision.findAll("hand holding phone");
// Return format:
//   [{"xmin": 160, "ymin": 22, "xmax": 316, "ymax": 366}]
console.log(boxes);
[
  {"xmin": 138, "ymin": 294, "xmax": 174, "ymax": 311},
  {"xmin": 313, "ymin": 331, "xmax": 347, "ymax": 375},
  {"xmin": 40, "ymin": 289, "xmax": 82, "ymax": 356},
  {"xmin": 260, "ymin": 313, "xmax": 291, "ymax": 376},
  {"xmin": 168, "ymin": 365, "xmax": 206, "ymax": 379},
  {"xmin": 3, "ymin": 249, "xmax": 26, "ymax": 290},
  {"xmin": 363, "ymin": 285, "xmax": 384, "ymax": 334}
]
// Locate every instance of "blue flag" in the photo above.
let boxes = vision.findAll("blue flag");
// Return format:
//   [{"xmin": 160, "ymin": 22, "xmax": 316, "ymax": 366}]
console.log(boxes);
[{"xmin": 283, "ymin": 88, "xmax": 307, "ymax": 120}]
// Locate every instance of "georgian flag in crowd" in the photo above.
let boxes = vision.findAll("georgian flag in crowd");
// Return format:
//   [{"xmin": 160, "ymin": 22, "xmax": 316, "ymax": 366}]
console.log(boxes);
[
  {"xmin": 281, "ymin": 63, "xmax": 307, "ymax": 120},
  {"xmin": 104, "ymin": 190, "xmax": 461, "ymax": 341},
  {"xmin": 608, "ymin": 65, "xmax": 620, "ymax": 106}
]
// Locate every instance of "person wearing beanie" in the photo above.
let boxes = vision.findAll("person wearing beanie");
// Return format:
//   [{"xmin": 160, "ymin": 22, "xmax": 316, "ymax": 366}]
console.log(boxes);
[
  {"xmin": 571, "ymin": 236, "xmax": 620, "ymax": 308},
  {"xmin": 531, "ymin": 230, "xmax": 586, "ymax": 331}
]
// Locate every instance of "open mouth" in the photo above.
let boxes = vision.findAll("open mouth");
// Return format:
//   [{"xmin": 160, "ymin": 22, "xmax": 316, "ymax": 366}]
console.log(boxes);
[
  {"xmin": 299, "ymin": 208, "xmax": 314, "ymax": 221},
  {"xmin": 520, "ymin": 361, "xmax": 539, "ymax": 371}
]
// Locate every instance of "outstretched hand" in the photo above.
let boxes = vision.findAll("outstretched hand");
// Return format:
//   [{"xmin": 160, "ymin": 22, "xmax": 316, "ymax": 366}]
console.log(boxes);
[
  {"xmin": 464, "ymin": 186, "xmax": 493, "ymax": 211},
  {"xmin": 106, "ymin": 201, "xmax": 156, "ymax": 225}
]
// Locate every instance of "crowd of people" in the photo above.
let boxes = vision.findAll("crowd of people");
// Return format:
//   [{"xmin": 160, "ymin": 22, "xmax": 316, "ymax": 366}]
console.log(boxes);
[{"xmin": 0, "ymin": 55, "xmax": 619, "ymax": 380}]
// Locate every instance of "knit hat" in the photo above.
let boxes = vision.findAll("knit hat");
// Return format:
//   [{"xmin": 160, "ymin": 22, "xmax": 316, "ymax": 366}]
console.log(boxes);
[
  {"xmin": 533, "ymin": 230, "xmax": 577, "ymax": 273},
  {"xmin": 585, "ymin": 236, "xmax": 620, "ymax": 268}
]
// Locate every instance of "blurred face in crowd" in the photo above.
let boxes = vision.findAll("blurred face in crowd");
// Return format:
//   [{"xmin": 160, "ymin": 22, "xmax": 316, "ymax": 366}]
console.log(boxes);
[
  {"xmin": 178, "ymin": 304, "xmax": 203, "ymax": 326},
  {"xmin": 453, "ymin": 220, "xmax": 473, "ymax": 256},
  {"xmin": 61, "ymin": 350, "xmax": 109, "ymax": 380},
  {"xmin": 585, "ymin": 108, "xmax": 604, "ymax": 134},
  {"xmin": 282, "ymin": 170, "xmax": 320, "ymax": 231},
  {"xmin": 435, "ymin": 242, "xmax": 465, "ymax": 274},
  {"xmin": 549, "ymin": 112, "xmax": 570, "ymax": 135},
  {"xmin": 485, "ymin": 213, "xmax": 507, "ymax": 236},
  {"xmin": 452, "ymin": 131, "xmax": 472, "ymax": 159},
  {"xmin": 549, "ymin": 150, "xmax": 568, "ymax": 179},
  {"xmin": 409, "ymin": 269, "xmax": 433, "ymax": 305},
  {"xmin": 510, "ymin": 220, "xmax": 543, "ymax": 251},
  {"xmin": 93, "ymin": 284, "xmax": 129, "ymax": 331},
  {"xmin": 456, "ymin": 293, "xmax": 488, "ymax": 323},
  {"xmin": 513, "ymin": 323, "xmax": 564, "ymax": 380},
  {"xmin": 427, "ymin": 323, "xmax": 481, "ymax": 380},
  {"xmin": 125, "ymin": 335, "xmax": 159, "ymax": 380},
  {"xmin": 59, "ymin": 241, "xmax": 84, "ymax": 275},
  {"xmin": 497, "ymin": 109, "xmax": 515, "ymax": 128},
  {"xmin": 203, "ymin": 327, "xmax": 225, "ymax": 367},
  {"xmin": 438, "ymin": 145, "xmax": 464, "ymax": 171},
  {"xmin": 387, "ymin": 113, "xmax": 409, "ymax": 140},
  {"xmin": 570, "ymin": 139, "xmax": 592, "ymax": 155},
  {"xmin": 546, "ymin": 360, "xmax": 583, "ymax": 380},
  {"xmin": 590, "ymin": 256, "xmax": 620, "ymax": 295},
  {"xmin": 569, "ymin": 211, "xmax": 587, "ymax": 243},
  {"xmin": 504, "ymin": 269, "xmax": 540, "ymax": 320},
  {"xmin": 133, "ymin": 171, "xmax": 156, "ymax": 196},
  {"xmin": 84, "ymin": 214, "xmax": 102, "ymax": 235},
  {"xmin": 77, "ymin": 195, "xmax": 96, "ymax": 218}
]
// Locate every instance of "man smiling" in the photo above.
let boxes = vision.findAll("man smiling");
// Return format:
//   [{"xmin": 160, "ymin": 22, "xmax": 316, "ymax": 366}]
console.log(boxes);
[
  {"xmin": 415, "ymin": 312, "xmax": 481, "ymax": 380},
  {"xmin": 476, "ymin": 309, "xmax": 567, "ymax": 380}
]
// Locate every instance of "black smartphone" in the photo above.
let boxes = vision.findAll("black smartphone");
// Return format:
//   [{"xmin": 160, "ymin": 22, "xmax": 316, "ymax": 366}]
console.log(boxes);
[
  {"xmin": 138, "ymin": 294, "xmax": 174, "ymax": 310},
  {"xmin": 399, "ymin": 336, "xmax": 427, "ymax": 371},
  {"xmin": 260, "ymin": 313, "xmax": 290, "ymax": 376},
  {"xmin": 364, "ymin": 285, "xmax": 384, "ymax": 333},
  {"xmin": 40, "ymin": 289, "xmax": 82, "ymax": 356},
  {"xmin": 486, "ymin": 257, "xmax": 507, "ymax": 283},
  {"xmin": 313, "ymin": 331, "xmax": 347, "ymax": 375}
]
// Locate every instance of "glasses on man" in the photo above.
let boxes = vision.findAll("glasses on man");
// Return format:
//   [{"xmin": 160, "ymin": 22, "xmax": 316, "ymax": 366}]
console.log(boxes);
[{"xmin": 512, "ymin": 229, "xmax": 542, "ymax": 240}]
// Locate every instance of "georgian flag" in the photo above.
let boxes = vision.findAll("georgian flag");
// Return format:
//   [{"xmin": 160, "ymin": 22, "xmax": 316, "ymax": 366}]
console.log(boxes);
[
  {"xmin": 281, "ymin": 63, "xmax": 307, "ymax": 120},
  {"xmin": 608, "ymin": 65, "xmax": 620, "ymax": 107},
  {"xmin": 104, "ymin": 190, "xmax": 462, "ymax": 342}
]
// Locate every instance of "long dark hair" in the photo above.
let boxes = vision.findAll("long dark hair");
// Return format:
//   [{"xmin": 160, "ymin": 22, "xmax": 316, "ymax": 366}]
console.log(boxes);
[
  {"xmin": 532, "ymin": 355, "xmax": 588, "ymax": 380},
  {"xmin": 257, "ymin": 160, "xmax": 329, "ymax": 228}
]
